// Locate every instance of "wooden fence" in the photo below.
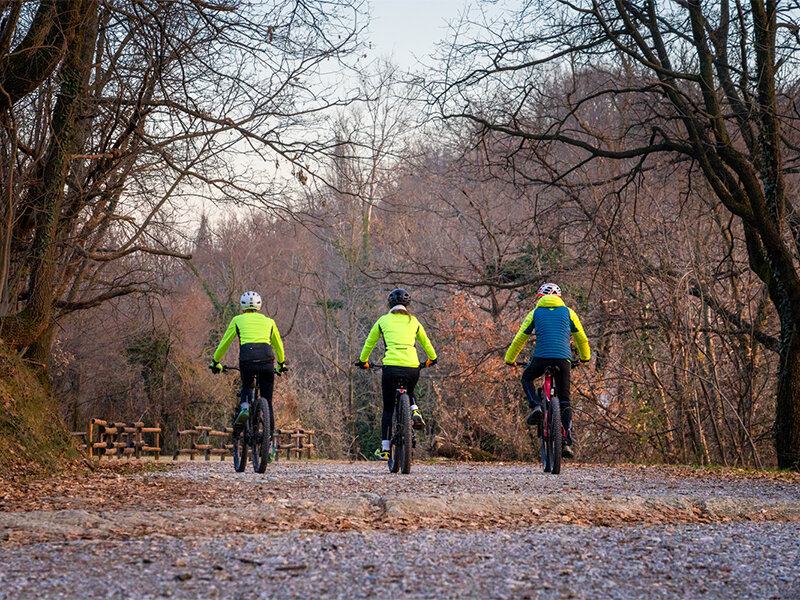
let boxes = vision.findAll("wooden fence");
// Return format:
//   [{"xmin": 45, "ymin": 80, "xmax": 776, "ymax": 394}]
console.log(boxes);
[
  {"xmin": 274, "ymin": 429, "xmax": 314, "ymax": 460},
  {"xmin": 71, "ymin": 419, "xmax": 162, "ymax": 459},
  {"xmin": 173, "ymin": 426, "xmax": 233, "ymax": 461},
  {"xmin": 73, "ymin": 420, "xmax": 314, "ymax": 461}
]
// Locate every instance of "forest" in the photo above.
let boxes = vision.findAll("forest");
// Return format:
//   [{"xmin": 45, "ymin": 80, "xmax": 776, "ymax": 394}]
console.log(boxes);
[{"xmin": 1, "ymin": 0, "xmax": 799, "ymax": 470}]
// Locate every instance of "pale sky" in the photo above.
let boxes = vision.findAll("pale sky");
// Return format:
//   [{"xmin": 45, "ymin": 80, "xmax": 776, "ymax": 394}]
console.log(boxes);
[{"xmin": 366, "ymin": 0, "xmax": 471, "ymax": 69}]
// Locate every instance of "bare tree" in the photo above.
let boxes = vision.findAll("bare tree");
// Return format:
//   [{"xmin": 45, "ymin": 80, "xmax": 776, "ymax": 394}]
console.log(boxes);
[
  {"xmin": 430, "ymin": 0, "xmax": 800, "ymax": 468},
  {"xmin": 0, "ymin": 0, "xmax": 365, "ymax": 365}
]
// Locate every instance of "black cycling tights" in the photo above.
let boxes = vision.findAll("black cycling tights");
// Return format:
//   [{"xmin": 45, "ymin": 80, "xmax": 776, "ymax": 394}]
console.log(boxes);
[
  {"xmin": 521, "ymin": 357, "xmax": 572, "ymax": 432},
  {"xmin": 380, "ymin": 366, "xmax": 420, "ymax": 441},
  {"xmin": 240, "ymin": 361, "xmax": 275, "ymax": 434}
]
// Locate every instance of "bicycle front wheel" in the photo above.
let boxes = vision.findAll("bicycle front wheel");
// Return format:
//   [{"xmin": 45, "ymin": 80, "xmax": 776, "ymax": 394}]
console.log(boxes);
[{"xmin": 252, "ymin": 397, "xmax": 272, "ymax": 474}]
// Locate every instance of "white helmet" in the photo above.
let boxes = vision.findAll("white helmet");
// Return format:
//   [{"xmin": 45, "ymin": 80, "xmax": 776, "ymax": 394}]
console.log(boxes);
[
  {"xmin": 240, "ymin": 291, "xmax": 262, "ymax": 311},
  {"xmin": 537, "ymin": 282, "xmax": 561, "ymax": 297}
]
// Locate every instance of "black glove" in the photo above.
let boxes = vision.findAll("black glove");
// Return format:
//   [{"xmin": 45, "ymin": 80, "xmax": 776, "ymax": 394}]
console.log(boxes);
[
  {"xmin": 354, "ymin": 359, "xmax": 369, "ymax": 369},
  {"xmin": 276, "ymin": 362, "xmax": 288, "ymax": 376},
  {"xmin": 209, "ymin": 360, "xmax": 223, "ymax": 374},
  {"xmin": 425, "ymin": 357, "xmax": 438, "ymax": 368}
]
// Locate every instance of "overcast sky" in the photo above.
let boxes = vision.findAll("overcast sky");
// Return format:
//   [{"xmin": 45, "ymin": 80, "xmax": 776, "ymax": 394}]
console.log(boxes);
[{"xmin": 365, "ymin": 0, "xmax": 470, "ymax": 69}]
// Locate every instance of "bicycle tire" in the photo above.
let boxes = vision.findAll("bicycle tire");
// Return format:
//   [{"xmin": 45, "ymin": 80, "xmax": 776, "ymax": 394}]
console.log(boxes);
[
  {"xmin": 549, "ymin": 394, "xmax": 562, "ymax": 475},
  {"xmin": 541, "ymin": 420, "xmax": 551, "ymax": 474},
  {"xmin": 233, "ymin": 426, "xmax": 248, "ymax": 472},
  {"xmin": 399, "ymin": 392, "xmax": 412, "ymax": 474},
  {"xmin": 540, "ymin": 389, "xmax": 551, "ymax": 473},
  {"xmin": 389, "ymin": 401, "xmax": 401, "ymax": 474},
  {"xmin": 252, "ymin": 397, "xmax": 271, "ymax": 474}
]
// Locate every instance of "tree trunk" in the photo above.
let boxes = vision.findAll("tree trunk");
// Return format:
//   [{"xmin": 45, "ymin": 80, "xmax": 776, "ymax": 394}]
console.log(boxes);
[
  {"xmin": 776, "ymin": 321, "xmax": 800, "ymax": 469},
  {"xmin": 0, "ymin": 1, "xmax": 95, "ymax": 352}
]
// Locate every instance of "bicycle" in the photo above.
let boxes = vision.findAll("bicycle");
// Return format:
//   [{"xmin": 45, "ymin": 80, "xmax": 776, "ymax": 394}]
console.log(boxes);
[
  {"xmin": 214, "ymin": 365, "xmax": 275, "ymax": 474},
  {"xmin": 514, "ymin": 360, "xmax": 578, "ymax": 475},
  {"xmin": 363, "ymin": 363, "xmax": 429, "ymax": 475}
]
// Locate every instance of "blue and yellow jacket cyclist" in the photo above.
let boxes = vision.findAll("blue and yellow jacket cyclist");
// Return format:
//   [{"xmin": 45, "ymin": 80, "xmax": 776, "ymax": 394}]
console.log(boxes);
[
  {"xmin": 211, "ymin": 291, "xmax": 286, "ymax": 430},
  {"xmin": 356, "ymin": 288, "xmax": 437, "ymax": 460},
  {"xmin": 504, "ymin": 283, "xmax": 590, "ymax": 458}
]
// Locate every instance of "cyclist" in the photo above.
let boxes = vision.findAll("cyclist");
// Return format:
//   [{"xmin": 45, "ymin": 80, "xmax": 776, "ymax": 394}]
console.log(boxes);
[
  {"xmin": 355, "ymin": 288, "xmax": 437, "ymax": 460},
  {"xmin": 210, "ymin": 291, "xmax": 286, "ymax": 435},
  {"xmin": 504, "ymin": 283, "xmax": 590, "ymax": 459}
]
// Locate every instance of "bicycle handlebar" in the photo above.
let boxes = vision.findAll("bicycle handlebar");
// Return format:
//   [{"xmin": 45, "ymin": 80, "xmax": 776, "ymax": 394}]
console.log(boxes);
[
  {"xmin": 212, "ymin": 364, "xmax": 281, "ymax": 376},
  {"xmin": 509, "ymin": 360, "xmax": 584, "ymax": 369},
  {"xmin": 360, "ymin": 362, "xmax": 429, "ymax": 370}
]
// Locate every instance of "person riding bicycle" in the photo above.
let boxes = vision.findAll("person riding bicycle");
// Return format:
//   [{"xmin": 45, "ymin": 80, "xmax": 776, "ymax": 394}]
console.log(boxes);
[
  {"xmin": 355, "ymin": 288, "xmax": 437, "ymax": 461},
  {"xmin": 504, "ymin": 283, "xmax": 590, "ymax": 459},
  {"xmin": 210, "ymin": 291, "xmax": 286, "ymax": 435}
]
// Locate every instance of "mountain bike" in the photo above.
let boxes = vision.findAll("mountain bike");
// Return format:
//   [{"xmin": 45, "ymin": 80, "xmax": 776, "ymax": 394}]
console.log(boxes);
[
  {"xmin": 216, "ymin": 365, "xmax": 274, "ymax": 474},
  {"xmin": 364, "ymin": 363, "xmax": 429, "ymax": 475},
  {"xmin": 514, "ymin": 361, "xmax": 577, "ymax": 475}
]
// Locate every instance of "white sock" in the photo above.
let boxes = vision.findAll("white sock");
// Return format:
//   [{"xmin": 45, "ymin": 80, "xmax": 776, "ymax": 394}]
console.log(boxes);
[
  {"xmin": 410, "ymin": 404, "xmax": 418, "ymax": 411},
  {"xmin": 381, "ymin": 440, "xmax": 390, "ymax": 451}
]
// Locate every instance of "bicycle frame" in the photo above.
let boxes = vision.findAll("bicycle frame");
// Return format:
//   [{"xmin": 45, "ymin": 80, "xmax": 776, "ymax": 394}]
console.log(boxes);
[
  {"xmin": 363, "ymin": 362, "xmax": 428, "ymax": 474},
  {"xmin": 217, "ymin": 364, "xmax": 274, "ymax": 473},
  {"xmin": 514, "ymin": 360, "xmax": 573, "ymax": 474}
]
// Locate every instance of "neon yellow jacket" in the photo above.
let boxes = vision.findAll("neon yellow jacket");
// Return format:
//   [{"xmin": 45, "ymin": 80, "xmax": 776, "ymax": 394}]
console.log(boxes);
[
  {"xmin": 505, "ymin": 295, "xmax": 590, "ymax": 363},
  {"xmin": 213, "ymin": 312, "xmax": 285, "ymax": 364},
  {"xmin": 359, "ymin": 311, "xmax": 437, "ymax": 368}
]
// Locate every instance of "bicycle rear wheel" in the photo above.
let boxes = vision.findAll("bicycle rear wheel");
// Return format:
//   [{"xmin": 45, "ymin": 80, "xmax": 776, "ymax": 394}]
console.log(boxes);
[
  {"xmin": 398, "ymin": 392, "xmax": 412, "ymax": 474},
  {"xmin": 233, "ymin": 426, "xmax": 248, "ymax": 472},
  {"xmin": 541, "ymin": 414, "xmax": 551, "ymax": 474},
  {"xmin": 389, "ymin": 426, "xmax": 400, "ymax": 474},
  {"xmin": 549, "ymin": 394, "xmax": 562, "ymax": 475},
  {"xmin": 252, "ymin": 397, "xmax": 272, "ymax": 474},
  {"xmin": 390, "ymin": 392, "xmax": 413, "ymax": 474}
]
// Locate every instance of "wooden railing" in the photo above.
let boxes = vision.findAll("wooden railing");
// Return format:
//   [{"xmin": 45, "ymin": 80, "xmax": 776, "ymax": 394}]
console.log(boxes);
[
  {"xmin": 74, "ymin": 419, "xmax": 162, "ymax": 459},
  {"xmin": 274, "ymin": 429, "xmax": 314, "ymax": 460},
  {"xmin": 73, "ymin": 420, "xmax": 315, "ymax": 461},
  {"xmin": 173, "ymin": 426, "xmax": 233, "ymax": 461}
]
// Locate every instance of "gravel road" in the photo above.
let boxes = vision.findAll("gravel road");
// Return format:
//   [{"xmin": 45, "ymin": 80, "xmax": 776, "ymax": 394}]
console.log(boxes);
[
  {"xmin": 1, "ymin": 461, "xmax": 799, "ymax": 599},
  {"xmin": 1, "ymin": 523, "xmax": 798, "ymax": 599}
]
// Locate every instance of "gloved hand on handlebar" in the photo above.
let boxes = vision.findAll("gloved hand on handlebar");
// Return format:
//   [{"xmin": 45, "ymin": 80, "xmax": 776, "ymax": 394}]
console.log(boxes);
[
  {"xmin": 425, "ymin": 357, "xmax": 438, "ymax": 368},
  {"xmin": 210, "ymin": 360, "xmax": 223, "ymax": 374},
  {"xmin": 354, "ymin": 359, "xmax": 369, "ymax": 369},
  {"xmin": 276, "ymin": 362, "xmax": 288, "ymax": 376}
]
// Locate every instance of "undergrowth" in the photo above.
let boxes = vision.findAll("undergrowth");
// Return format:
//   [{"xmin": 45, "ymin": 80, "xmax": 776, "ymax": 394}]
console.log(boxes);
[{"xmin": 0, "ymin": 343, "xmax": 75, "ymax": 480}]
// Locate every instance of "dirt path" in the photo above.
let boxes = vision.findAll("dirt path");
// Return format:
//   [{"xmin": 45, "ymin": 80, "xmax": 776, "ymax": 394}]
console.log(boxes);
[{"xmin": 1, "ymin": 461, "xmax": 799, "ymax": 598}]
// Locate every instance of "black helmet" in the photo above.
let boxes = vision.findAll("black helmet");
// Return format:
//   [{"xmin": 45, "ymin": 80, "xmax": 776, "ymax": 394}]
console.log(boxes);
[{"xmin": 387, "ymin": 288, "xmax": 410, "ymax": 308}]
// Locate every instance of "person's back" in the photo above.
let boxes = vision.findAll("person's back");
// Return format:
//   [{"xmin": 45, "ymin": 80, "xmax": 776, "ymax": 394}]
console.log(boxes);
[{"xmin": 505, "ymin": 283, "xmax": 590, "ymax": 458}]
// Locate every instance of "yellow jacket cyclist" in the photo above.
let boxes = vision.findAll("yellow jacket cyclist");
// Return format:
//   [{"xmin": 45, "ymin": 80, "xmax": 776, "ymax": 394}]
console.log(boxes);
[
  {"xmin": 211, "ymin": 291, "xmax": 286, "ymax": 431},
  {"xmin": 504, "ymin": 282, "xmax": 590, "ymax": 458},
  {"xmin": 356, "ymin": 288, "xmax": 437, "ymax": 460}
]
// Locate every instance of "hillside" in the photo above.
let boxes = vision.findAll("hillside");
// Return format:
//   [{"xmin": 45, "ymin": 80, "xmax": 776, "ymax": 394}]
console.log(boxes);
[{"xmin": 0, "ymin": 343, "xmax": 73, "ymax": 480}]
